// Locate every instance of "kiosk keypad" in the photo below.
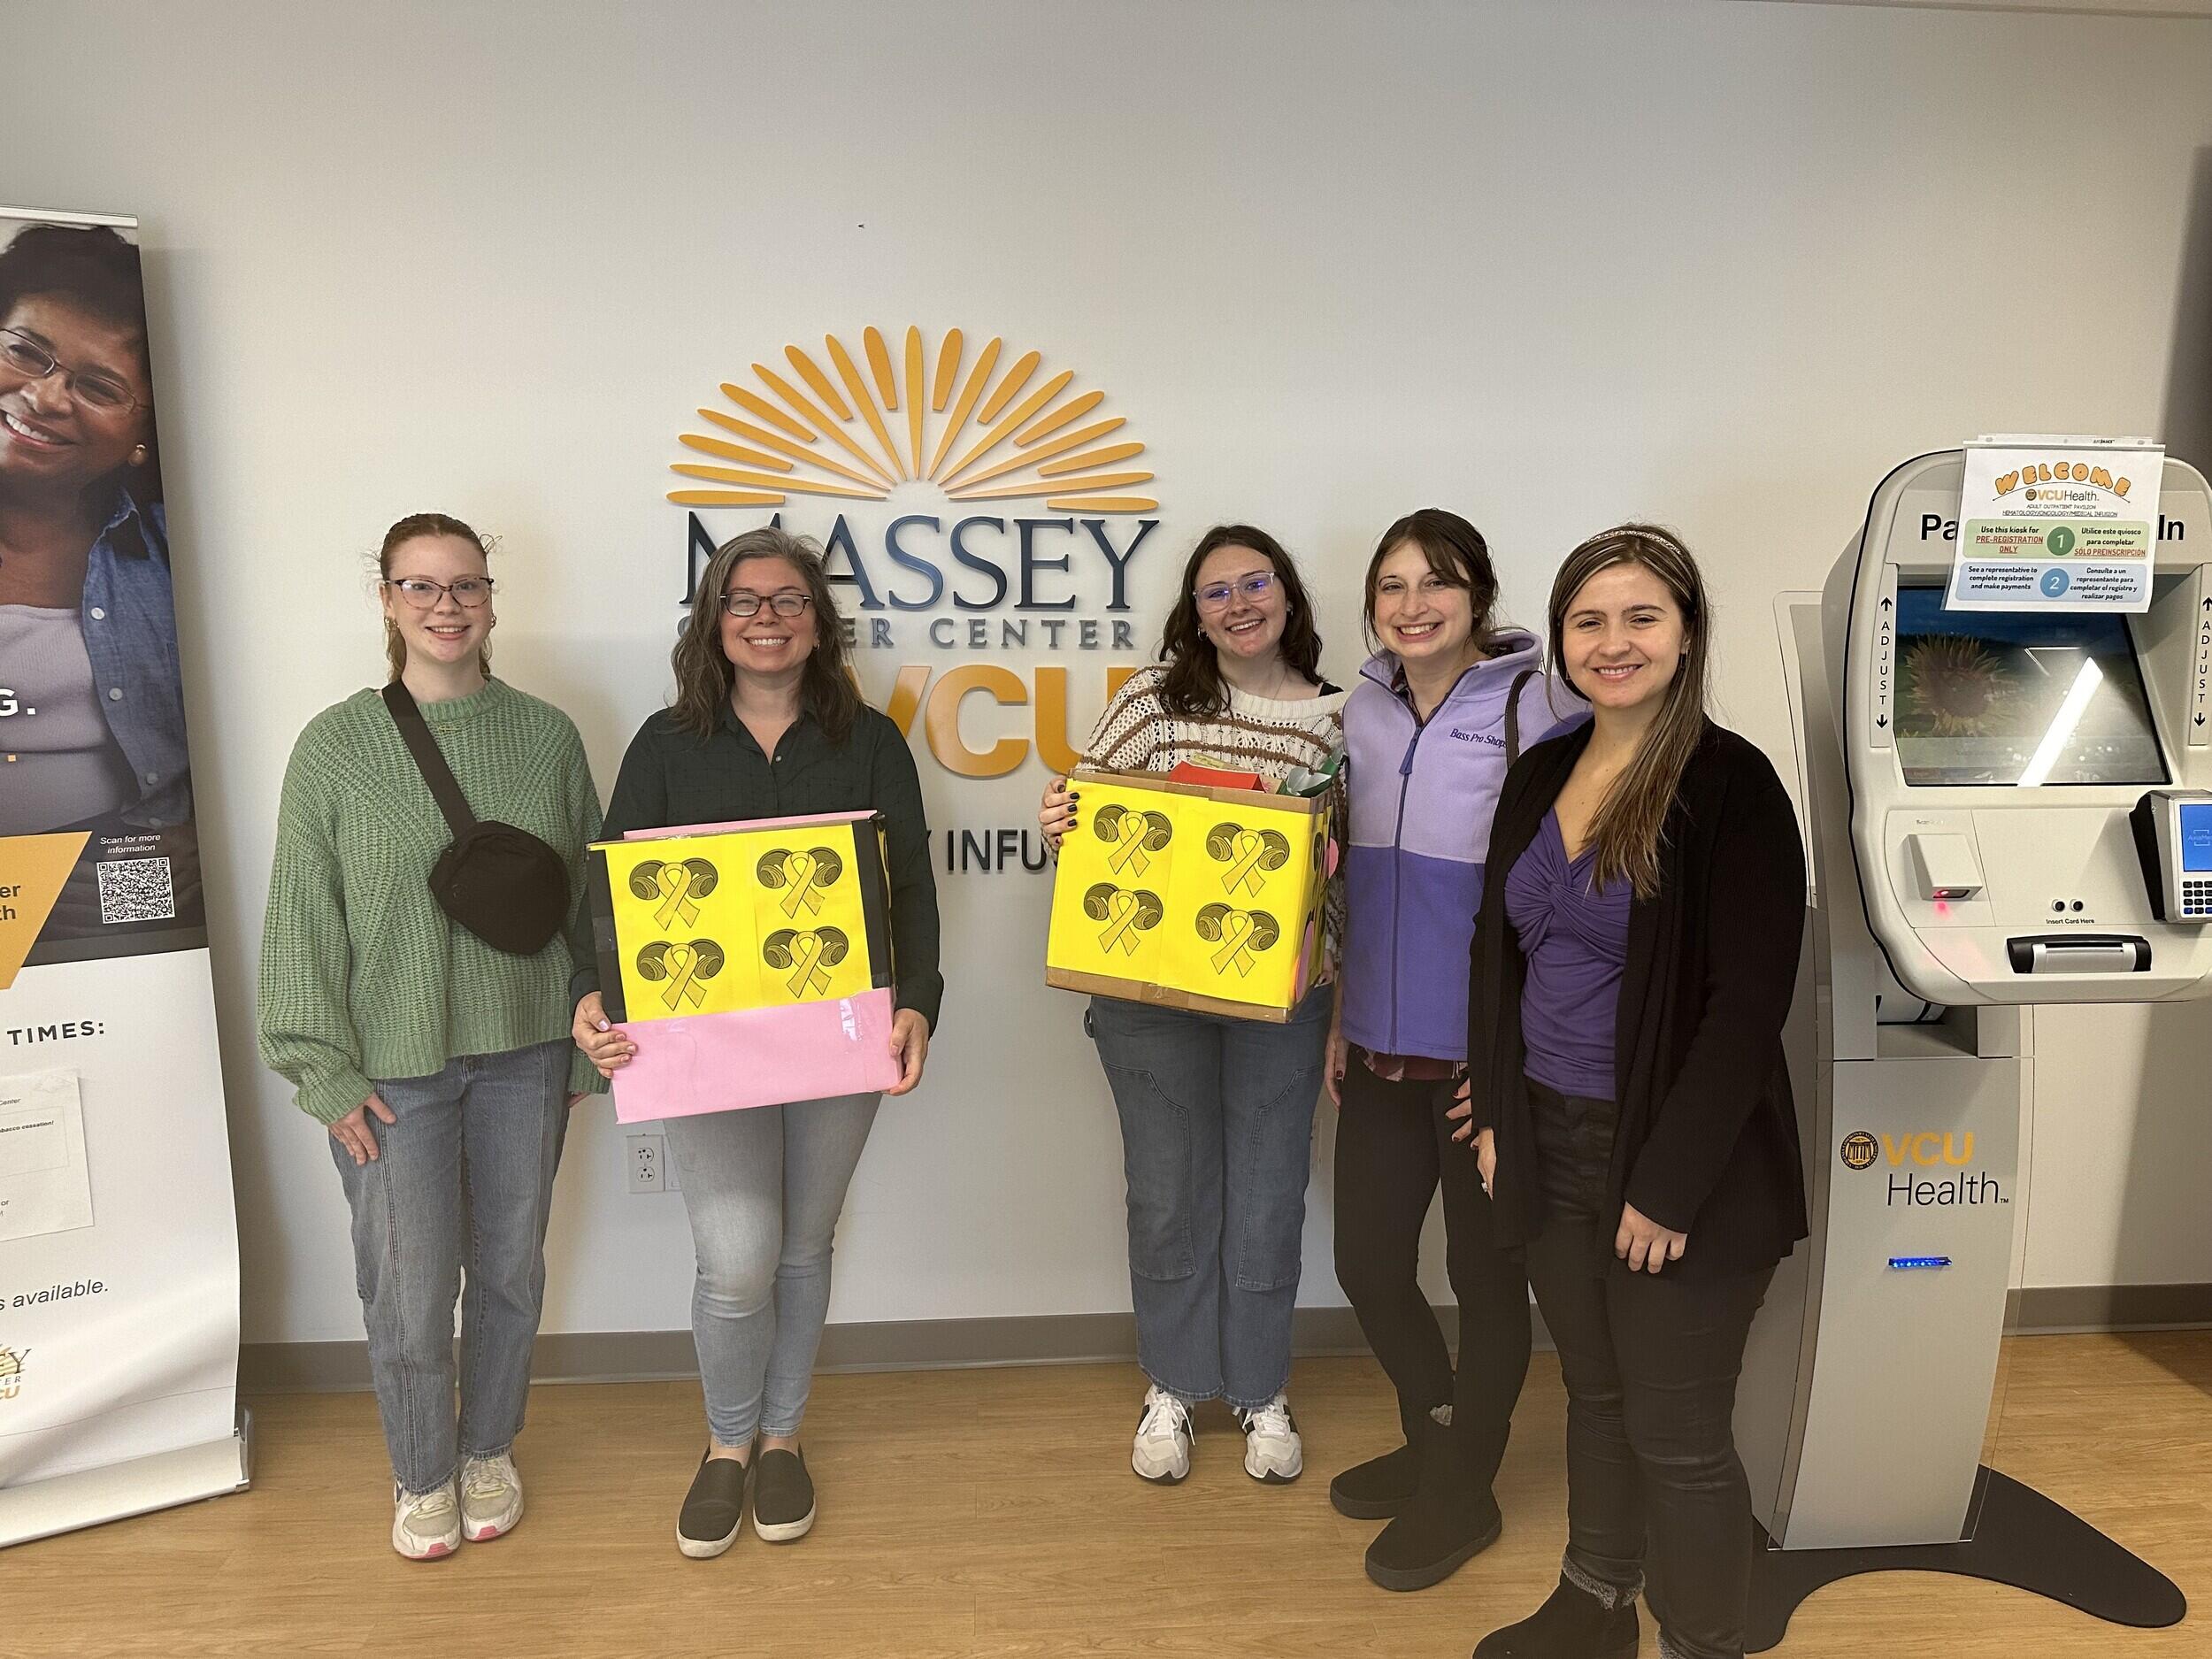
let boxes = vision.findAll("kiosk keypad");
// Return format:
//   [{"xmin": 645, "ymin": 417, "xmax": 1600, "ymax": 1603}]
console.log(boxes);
[{"xmin": 2130, "ymin": 790, "xmax": 2212, "ymax": 925}]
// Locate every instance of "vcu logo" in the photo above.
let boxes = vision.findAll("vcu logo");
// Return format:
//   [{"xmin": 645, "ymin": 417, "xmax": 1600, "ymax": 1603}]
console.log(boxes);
[{"xmin": 1840, "ymin": 1130, "xmax": 1975, "ymax": 1170}]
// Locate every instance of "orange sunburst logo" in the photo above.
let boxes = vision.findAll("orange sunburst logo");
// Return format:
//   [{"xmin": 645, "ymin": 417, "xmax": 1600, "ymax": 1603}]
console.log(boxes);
[{"xmin": 668, "ymin": 327, "xmax": 1156, "ymax": 515}]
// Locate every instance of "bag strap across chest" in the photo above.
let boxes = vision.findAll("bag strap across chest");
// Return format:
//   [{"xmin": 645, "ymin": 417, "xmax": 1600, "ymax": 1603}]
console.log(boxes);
[
  {"xmin": 381, "ymin": 681, "xmax": 478, "ymax": 835},
  {"xmin": 1503, "ymin": 666, "xmax": 1539, "ymax": 767}
]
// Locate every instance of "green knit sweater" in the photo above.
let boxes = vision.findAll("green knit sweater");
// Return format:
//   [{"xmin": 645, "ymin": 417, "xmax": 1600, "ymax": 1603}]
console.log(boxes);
[{"xmin": 257, "ymin": 679, "xmax": 604, "ymax": 1123}]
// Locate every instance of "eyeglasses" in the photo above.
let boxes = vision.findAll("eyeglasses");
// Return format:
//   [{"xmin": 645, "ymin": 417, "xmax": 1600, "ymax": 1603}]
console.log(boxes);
[
  {"xmin": 721, "ymin": 591, "xmax": 814, "ymax": 618},
  {"xmin": 385, "ymin": 577, "xmax": 495, "ymax": 610},
  {"xmin": 1194, "ymin": 572, "xmax": 1276, "ymax": 611},
  {"xmin": 0, "ymin": 329, "xmax": 143, "ymax": 417}
]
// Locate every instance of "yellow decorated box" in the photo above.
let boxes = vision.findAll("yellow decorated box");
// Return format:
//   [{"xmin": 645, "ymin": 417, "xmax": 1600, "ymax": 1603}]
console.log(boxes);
[
  {"xmin": 1045, "ymin": 769, "xmax": 1330, "ymax": 1022},
  {"xmin": 587, "ymin": 810, "xmax": 900, "ymax": 1123}
]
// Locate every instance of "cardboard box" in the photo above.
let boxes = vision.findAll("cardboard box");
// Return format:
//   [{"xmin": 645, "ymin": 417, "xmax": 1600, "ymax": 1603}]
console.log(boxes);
[
  {"xmin": 1045, "ymin": 768, "xmax": 1330, "ymax": 1022},
  {"xmin": 588, "ymin": 810, "xmax": 902, "ymax": 1122}
]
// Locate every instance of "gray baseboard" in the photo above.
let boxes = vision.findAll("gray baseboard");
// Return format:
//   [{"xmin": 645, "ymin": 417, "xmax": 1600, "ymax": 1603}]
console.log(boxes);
[
  {"xmin": 239, "ymin": 1284, "xmax": 2212, "ymax": 1395},
  {"xmin": 2006, "ymin": 1281, "xmax": 2212, "ymax": 1333}
]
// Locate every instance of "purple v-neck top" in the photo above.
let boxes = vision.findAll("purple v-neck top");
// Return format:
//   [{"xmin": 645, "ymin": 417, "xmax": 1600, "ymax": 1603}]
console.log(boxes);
[{"xmin": 1505, "ymin": 810, "xmax": 1632, "ymax": 1102}]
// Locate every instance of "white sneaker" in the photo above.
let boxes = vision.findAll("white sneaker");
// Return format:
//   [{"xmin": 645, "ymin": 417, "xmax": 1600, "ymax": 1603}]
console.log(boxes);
[
  {"xmin": 460, "ymin": 1452, "xmax": 524, "ymax": 1541},
  {"xmin": 1235, "ymin": 1393, "xmax": 1303, "ymax": 1484},
  {"xmin": 392, "ymin": 1479, "xmax": 463, "ymax": 1560},
  {"xmin": 1131, "ymin": 1385, "xmax": 1194, "ymax": 1484}
]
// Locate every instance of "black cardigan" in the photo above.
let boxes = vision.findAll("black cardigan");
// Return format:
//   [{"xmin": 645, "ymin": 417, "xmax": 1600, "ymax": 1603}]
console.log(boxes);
[{"xmin": 1465, "ymin": 718, "xmax": 1809, "ymax": 1278}]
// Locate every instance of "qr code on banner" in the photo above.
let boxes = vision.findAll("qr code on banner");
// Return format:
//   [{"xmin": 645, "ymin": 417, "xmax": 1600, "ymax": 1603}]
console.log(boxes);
[{"xmin": 96, "ymin": 857, "xmax": 176, "ymax": 926}]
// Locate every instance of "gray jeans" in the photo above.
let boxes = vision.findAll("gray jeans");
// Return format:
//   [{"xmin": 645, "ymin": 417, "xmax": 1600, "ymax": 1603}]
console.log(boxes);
[
  {"xmin": 334, "ymin": 1040, "xmax": 572, "ymax": 1496},
  {"xmin": 666, "ymin": 1092, "xmax": 882, "ymax": 1447}
]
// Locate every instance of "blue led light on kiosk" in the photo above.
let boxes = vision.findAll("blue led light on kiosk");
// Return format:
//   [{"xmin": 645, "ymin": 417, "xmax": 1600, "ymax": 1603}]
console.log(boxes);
[{"xmin": 1887, "ymin": 1256, "xmax": 1953, "ymax": 1271}]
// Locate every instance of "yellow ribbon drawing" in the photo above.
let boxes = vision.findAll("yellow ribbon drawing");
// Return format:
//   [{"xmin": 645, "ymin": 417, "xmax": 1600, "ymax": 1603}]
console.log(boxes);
[
  {"xmin": 1099, "ymin": 890, "xmax": 1144, "ymax": 955},
  {"xmin": 1222, "ymin": 829, "xmax": 1270, "ymax": 895},
  {"xmin": 785, "ymin": 930, "xmax": 831, "ymax": 996},
  {"xmin": 1210, "ymin": 910, "xmax": 1259, "ymax": 975},
  {"xmin": 779, "ymin": 850, "xmax": 823, "ymax": 918},
  {"xmin": 660, "ymin": 943, "xmax": 707, "ymax": 1010},
  {"xmin": 1107, "ymin": 813, "xmax": 1152, "ymax": 875},
  {"xmin": 656, "ymin": 864, "xmax": 702, "ymax": 930}
]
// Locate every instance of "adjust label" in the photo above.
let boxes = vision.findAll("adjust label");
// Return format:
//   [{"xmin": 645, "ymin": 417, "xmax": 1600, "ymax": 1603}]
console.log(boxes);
[
  {"xmin": 2193, "ymin": 583, "xmax": 2211, "ymax": 748},
  {"xmin": 1870, "ymin": 575, "xmax": 1896, "ymax": 751}
]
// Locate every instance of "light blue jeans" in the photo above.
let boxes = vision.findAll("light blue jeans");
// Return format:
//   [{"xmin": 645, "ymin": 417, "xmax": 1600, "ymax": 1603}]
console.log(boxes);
[
  {"xmin": 665, "ymin": 1092, "xmax": 882, "ymax": 1447},
  {"xmin": 333, "ymin": 1039, "xmax": 572, "ymax": 1496},
  {"xmin": 1087, "ymin": 985, "xmax": 1331, "ymax": 1409}
]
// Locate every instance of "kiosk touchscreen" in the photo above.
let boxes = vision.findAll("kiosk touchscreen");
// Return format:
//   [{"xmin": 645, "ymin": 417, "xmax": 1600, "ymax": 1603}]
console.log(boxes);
[{"xmin": 1739, "ymin": 450, "xmax": 2210, "ymax": 1650}]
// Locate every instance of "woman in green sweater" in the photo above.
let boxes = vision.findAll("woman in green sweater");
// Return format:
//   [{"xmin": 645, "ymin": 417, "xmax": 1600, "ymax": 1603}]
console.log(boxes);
[{"xmin": 257, "ymin": 513, "xmax": 604, "ymax": 1562}]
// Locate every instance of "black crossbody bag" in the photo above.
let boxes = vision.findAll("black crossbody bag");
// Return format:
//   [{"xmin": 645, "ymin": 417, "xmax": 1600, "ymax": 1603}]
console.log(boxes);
[{"xmin": 382, "ymin": 683, "xmax": 571, "ymax": 956}]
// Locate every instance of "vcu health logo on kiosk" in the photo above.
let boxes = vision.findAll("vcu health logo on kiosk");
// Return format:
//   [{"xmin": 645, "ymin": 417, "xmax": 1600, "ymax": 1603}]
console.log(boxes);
[{"xmin": 1839, "ymin": 1127, "xmax": 2004, "ymax": 1207}]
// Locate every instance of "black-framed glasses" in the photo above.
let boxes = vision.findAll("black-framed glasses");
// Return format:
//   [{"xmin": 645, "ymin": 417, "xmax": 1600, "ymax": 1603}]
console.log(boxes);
[
  {"xmin": 1194, "ymin": 571, "xmax": 1275, "ymax": 611},
  {"xmin": 722, "ymin": 591, "xmax": 814, "ymax": 618},
  {"xmin": 0, "ymin": 329, "xmax": 143, "ymax": 417},
  {"xmin": 385, "ymin": 577, "xmax": 495, "ymax": 610}
]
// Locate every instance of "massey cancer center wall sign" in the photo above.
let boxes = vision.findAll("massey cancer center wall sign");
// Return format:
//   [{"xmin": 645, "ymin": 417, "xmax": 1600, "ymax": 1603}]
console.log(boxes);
[{"xmin": 671, "ymin": 327, "xmax": 1159, "ymax": 793}]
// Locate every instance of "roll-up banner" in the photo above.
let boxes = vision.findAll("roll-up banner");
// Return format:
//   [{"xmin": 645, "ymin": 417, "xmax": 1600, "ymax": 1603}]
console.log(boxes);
[{"xmin": 0, "ymin": 207, "xmax": 247, "ymax": 1546}]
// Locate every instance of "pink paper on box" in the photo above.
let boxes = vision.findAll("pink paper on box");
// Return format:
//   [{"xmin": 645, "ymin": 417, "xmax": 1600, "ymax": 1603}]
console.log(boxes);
[
  {"xmin": 621, "ymin": 810, "xmax": 871, "ymax": 841},
  {"xmin": 601, "ymin": 811, "xmax": 902, "ymax": 1122},
  {"xmin": 609, "ymin": 989, "xmax": 901, "ymax": 1124}
]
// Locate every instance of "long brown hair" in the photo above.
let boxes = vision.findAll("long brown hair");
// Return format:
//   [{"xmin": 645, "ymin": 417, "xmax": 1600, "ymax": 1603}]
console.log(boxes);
[
  {"xmin": 1360, "ymin": 507, "xmax": 1502, "ymax": 653},
  {"xmin": 671, "ymin": 525, "xmax": 860, "ymax": 741},
  {"xmin": 1547, "ymin": 523, "xmax": 1711, "ymax": 899},
  {"xmin": 1156, "ymin": 524, "xmax": 1323, "ymax": 718},
  {"xmin": 379, "ymin": 512, "xmax": 492, "ymax": 683}
]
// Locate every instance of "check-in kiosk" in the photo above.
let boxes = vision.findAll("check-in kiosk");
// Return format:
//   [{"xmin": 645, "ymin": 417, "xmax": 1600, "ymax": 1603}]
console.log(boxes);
[{"xmin": 1740, "ymin": 450, "xmax": 2211, "ymax": 1649}]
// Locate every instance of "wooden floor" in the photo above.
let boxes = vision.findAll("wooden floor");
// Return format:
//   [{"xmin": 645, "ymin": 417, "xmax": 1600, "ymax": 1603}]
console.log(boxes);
[{"xmin": 4, "ymin": 1333, "xmax": 2207, "ymax": 1657}]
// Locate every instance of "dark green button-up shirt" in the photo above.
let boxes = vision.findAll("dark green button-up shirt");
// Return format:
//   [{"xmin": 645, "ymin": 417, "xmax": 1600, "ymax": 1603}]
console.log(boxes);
[{"xmin": 574, "ymin": 702, "xmax": 943, "ymax": 1029}]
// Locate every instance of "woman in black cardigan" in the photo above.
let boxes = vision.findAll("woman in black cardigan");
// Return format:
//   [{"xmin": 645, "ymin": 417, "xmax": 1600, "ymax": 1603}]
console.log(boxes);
[{"xmin": 1450, "ymin": 525, "xmax": 1807, "ymax": 1659}]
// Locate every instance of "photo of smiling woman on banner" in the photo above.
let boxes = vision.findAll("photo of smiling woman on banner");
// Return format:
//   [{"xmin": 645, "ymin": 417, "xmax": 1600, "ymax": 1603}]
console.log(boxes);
[{"xmin": 0, "ymin": 214, "xmax": 198, "ymax": 948}]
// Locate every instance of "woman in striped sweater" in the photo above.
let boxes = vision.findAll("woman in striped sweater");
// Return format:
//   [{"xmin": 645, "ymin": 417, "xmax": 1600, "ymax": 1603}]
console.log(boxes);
[{"xmin": 1039, "ymin": 524, "xmax": 1345, "ymax": 1488}]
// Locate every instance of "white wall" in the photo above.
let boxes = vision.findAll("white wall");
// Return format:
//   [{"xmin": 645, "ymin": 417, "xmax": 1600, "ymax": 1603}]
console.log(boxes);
[{"xmin": 11, "ymin": 0, "xmax": 2212, "ymax": 1346}]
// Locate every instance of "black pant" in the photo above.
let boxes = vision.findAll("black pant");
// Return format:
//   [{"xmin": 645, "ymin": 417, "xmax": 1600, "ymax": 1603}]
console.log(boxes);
[
  {"xmin": 1332, "ymin": 1060, "xmax": 1532, "ymax": 1477},
  {"xmin": 1523, "ymin": 1080, "xmax": 1772, "ymax": 1659}
]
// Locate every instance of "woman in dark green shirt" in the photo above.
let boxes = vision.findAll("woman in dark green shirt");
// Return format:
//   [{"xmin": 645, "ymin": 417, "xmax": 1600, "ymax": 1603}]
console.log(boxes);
[{"xmin": 573, "ymin": 525, "xmax": 940, "ymax": 1560}]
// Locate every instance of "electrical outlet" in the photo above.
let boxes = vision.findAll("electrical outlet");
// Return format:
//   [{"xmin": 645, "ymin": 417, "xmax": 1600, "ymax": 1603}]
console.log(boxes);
[{"xmin": 626, "ymin": 1133, "xmax": 666, "ymax": 1194}]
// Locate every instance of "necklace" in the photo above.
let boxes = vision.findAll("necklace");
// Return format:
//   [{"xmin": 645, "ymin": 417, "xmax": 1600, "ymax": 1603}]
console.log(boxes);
[{"xmin": 1233, "ymin": 660, "xmax": 1302, "ymax": 703}]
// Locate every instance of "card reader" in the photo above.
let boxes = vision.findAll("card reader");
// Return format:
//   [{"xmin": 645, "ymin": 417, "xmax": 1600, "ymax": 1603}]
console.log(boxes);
[{"xmin": 2130, "ymin": 789, "xmax": 2212, "ymax": 923}]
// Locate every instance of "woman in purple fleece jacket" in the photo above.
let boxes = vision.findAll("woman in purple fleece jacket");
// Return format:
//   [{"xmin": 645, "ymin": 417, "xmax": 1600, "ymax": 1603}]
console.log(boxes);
[{"xmin": 1325, "ymin": 508, "xmax": 1567, "ymax": 1592}]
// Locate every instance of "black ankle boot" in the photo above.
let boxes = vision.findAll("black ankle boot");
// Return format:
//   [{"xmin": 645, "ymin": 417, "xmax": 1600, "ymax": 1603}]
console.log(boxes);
[
  {"xmin": 1328, "ymin": 1401, "xmax": 1436, "ymax": 1520},
  {"xmin": 1363, "ymin": 1419, "xmax": 1503, "ymax": 1591},
  {"xmin": 1472, "ymin": 1575, "xmax": 1640, "ymax": 1659}
]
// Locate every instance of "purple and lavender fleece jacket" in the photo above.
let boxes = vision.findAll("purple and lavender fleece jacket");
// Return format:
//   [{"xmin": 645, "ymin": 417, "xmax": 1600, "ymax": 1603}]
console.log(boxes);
[{"xmin": 1339, "ymin": 635, "xmax": 1572, "ymax": 1063}]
